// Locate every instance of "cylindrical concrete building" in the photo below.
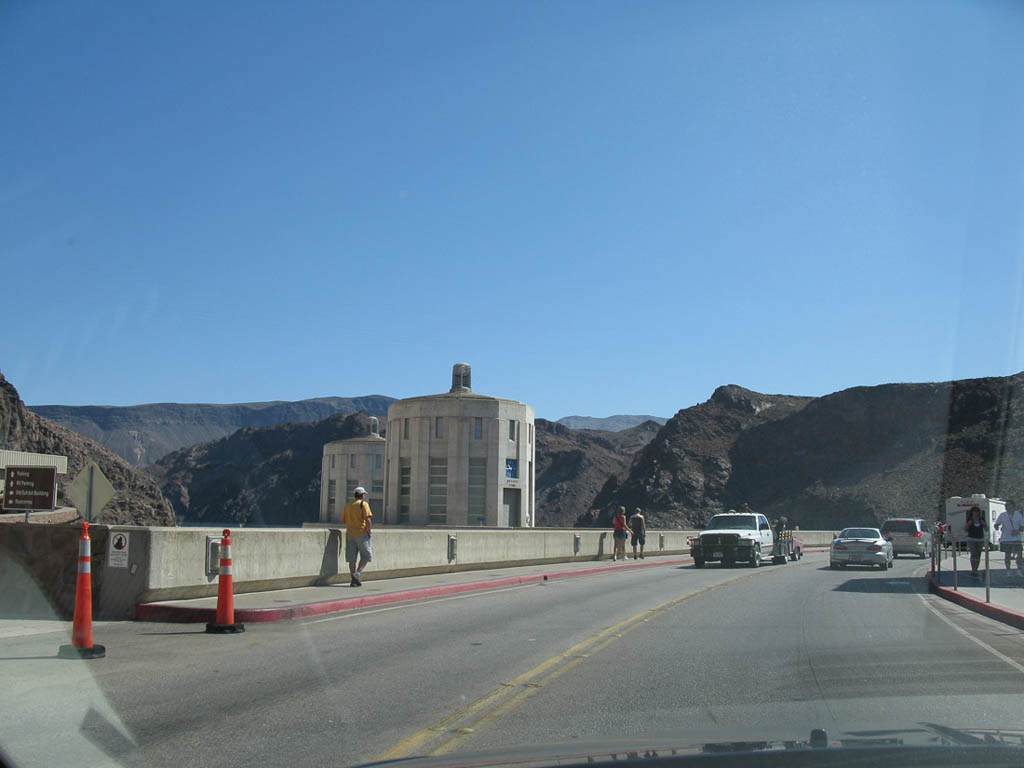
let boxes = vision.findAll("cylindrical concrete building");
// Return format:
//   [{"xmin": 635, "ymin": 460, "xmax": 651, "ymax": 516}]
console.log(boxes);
[
  {"xmin": 319, "ymin": 418, "xmax": 386, "ymax": 523},
  {"xmin": 384, "ymin": 364, "xmax": 535, "ymax": 526}
]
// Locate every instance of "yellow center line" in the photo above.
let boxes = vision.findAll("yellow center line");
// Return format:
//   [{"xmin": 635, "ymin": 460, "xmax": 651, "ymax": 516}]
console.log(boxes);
[{"xmin": 374, "ymin": 563, "xmax": 792, "ymax": 761}]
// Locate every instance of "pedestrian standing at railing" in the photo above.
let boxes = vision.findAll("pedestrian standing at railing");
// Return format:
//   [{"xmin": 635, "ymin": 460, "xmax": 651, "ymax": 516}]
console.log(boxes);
[
  {"xmin": 612, "ymin": 506, "xmax": 629, "ymax": 561},
  {"xmin": 994, "ymin": 501, "xmax": 1024, "ymax": 576},
  {"xmin": 964, "ymin": 505, "xmax": 987, "ymax": 578},
  {"xmin": 629, "ymin": 508, "xmax": 646, "ymax": 560}
]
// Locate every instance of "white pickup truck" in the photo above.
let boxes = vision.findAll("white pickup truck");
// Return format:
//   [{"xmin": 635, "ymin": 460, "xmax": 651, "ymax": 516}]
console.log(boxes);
[{"xmin": 690, "ymin": 510, "xmax": 803, "ymax": 568}]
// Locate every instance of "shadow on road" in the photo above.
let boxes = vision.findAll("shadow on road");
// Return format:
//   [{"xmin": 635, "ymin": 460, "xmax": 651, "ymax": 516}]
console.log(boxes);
[{"xmin": 831, "ymin": 576, "xmax": 926, "ymax": 594}]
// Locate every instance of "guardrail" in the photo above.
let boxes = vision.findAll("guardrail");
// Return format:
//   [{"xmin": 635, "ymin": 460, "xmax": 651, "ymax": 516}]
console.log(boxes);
[{"xmin": 0, "ymin": 524, "xmax": 837, "ymax": 619}]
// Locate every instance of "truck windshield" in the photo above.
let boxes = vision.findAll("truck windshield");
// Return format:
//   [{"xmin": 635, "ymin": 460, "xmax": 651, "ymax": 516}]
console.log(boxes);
[{"xmin": 706, "ymin": 515, "xmax": 757, "ymax": 530}]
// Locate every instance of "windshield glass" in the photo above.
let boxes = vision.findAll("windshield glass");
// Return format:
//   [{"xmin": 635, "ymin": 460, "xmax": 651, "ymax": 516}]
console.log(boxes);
[
  {"xmin": 881, "ymin": 520, "xmax": 918, "ymax": 534},
  {"xmin": 3, "ymin": 2, "xmax": 1024, "ymax": 767},
  {"xmin": 706, "ymin": 515, "xmax": 758, "ymax": 530},
  {"xmin": 838, "ymin": 529, "xmax": 882, "ymax": 540}
]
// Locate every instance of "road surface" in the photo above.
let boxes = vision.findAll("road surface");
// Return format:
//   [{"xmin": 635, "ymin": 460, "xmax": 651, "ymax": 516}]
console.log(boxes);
[{"xmin": 3, "ymin": 552, "xmax": 1024, "ymax": 767}]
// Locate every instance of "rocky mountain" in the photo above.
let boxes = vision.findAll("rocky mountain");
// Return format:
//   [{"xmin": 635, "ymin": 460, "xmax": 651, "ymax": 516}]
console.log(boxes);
[
  {"xmin": 30, "ymin": 395, "xmax": 395, "ymax": 467},
  {"xmin": 0, "ymin": 372, "xmax": 176, "ymax": 525},
  {"xmin": 151, "ymin": 412, "xmax": 382, "ymax": 527},
  {"xmin": 556, "ymin": 414, "xmax": 668, "ymax": 431},
  {"xmin": 582, "ymin": 374, "xmax": 1024, "ymax": 530},
  {"xmin": 534, "ymin": 419, "xmax": 661, "ymax": 527}
]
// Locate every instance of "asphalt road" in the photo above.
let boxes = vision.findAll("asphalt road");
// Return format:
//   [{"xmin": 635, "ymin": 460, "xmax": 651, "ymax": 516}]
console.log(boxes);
[{"xmin": 3, "ymin": 552, "xmax": 1024, "ymax": 767}]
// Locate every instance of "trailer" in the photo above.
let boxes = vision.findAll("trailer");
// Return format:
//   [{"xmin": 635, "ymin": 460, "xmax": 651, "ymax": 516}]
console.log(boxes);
[{"xmin": 945, "ymin": 494, "xmax": 1003, "ymax": 549}]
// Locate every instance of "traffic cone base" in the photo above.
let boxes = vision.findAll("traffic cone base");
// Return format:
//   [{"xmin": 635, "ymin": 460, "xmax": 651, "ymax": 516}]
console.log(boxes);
[
  {"xmin": 58, "ymin": 643, "xmax": 106, "ymax": 659},
  {"xmin": 205, "ymin": 622, "xmax": 245, "ymax": 634}
]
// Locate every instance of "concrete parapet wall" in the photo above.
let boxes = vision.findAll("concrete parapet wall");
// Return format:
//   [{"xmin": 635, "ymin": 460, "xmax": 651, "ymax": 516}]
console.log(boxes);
[{"xmin": 1, "ymin": 524, "xmax": 837, "ymax": 620}]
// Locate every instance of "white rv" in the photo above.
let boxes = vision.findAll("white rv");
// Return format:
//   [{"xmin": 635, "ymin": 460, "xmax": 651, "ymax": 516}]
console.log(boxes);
[{"xmin": 945, "ymin": 494, "xmax": 1004, "ymax": 548}]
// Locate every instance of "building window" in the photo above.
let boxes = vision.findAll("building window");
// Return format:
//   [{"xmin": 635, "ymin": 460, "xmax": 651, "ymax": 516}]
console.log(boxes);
[
  {"xmin": 327, "ymin": 479, "xmax": 337, "ymax": 512},
  {"xmin": 468, "ymin": 458, "xmax": 486, "ymax": 525},
  {"xmin": 435, "ymin": 417, "xmax": 444, "ymax": 439},
  {"xmin": 428, "ymin": 457, "xmax": 448, "ymax": 524},
  {"xmin": 374, "ymin": 454, "xmax": 382, "ymax": 469},
  {"xmin": 508, "ymin": 420, "xmax": 516, "ymax": 441},
  {"xmin": 404, "ymin": 418, "xmax": 410, "ymax": 440},
  {"xmin": 505, "ymin": 458, "xmax": 518, "ymax": 479},
  {"xmin": 349, "ymin": 454, "xmax": 357, "ymax": 469},
  {"xmin": 399, "ymin": 458, "xmax": 411, "ymax": 524},
  {"xmin": 474, "ymin": 417, "xmax": 482, "ymax": 440},
  {"xmin": 372, "ymin": 477, "xmax": 384, "ymax": 494},
  {"xmin": 330, "ymin": 455, "xmax": 336, "ymax": 469}
]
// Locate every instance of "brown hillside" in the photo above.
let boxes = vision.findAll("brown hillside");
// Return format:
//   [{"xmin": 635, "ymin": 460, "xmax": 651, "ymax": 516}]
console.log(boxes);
[{"xmin": 0, "ymin": 372, "xmax": 175, "ymax": 526}]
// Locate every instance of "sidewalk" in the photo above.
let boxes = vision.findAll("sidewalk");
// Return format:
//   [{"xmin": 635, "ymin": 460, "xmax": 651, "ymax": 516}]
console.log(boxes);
[
  {"xmin": 928, "ymin": 549, "xmax": 1024, "ymax": 630},
  {"xmin": 135, "ymin": 553, "xmax": 694, "ymax": 623}
]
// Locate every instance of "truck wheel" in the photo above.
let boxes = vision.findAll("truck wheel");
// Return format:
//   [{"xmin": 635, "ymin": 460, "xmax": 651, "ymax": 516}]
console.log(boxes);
[
  {"xmin": 749, "ymin": 546, "xmax": 760, "ymax": 567},
  {"xmin": 693, "ymin": 558, "xmax": 704, "ymax": 569}
]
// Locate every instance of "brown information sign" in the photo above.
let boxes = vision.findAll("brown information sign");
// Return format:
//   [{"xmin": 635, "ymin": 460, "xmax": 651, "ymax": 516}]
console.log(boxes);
[{"xmin": 2, "ymin": 466, "xmax": 57, "ymax": 511}]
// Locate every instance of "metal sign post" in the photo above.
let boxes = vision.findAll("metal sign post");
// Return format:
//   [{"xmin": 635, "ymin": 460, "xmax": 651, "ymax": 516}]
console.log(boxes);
[
  {"xmin": 985, "ymin": 543, "xmax": 991, "ymax": 603},
  {"xmin": 952, "ymin": 543, "xmax": 958, "ymax": 591}
]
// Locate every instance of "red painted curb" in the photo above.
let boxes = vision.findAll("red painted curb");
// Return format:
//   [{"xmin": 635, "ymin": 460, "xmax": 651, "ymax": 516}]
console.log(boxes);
[
  {"xmin": 135, "ymin": 556, "xmax": 695, "ymax": 623},
  {"xmin": 928, "ymin": 577, "xmax": 1024, "ymax": 631}
]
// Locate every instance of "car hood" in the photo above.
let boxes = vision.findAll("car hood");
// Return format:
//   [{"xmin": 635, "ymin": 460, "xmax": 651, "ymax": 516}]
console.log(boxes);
[{"xmin": 357, "ymin": 725, "xmax": 1024, "ymax": 768}]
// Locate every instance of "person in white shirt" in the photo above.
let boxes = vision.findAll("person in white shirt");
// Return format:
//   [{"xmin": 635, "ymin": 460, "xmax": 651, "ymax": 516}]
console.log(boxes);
[{"xmin": 994, "ymin": 501, "xmax": 1023, "ymax": 575}]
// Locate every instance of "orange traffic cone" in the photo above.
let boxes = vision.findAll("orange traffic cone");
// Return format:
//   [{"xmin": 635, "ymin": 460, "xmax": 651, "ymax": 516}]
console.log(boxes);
[
  {"xmin": 206, "ymin": 529, "xmax": 245, "ymax": 634},
  {"xmin": 58, "ymin": 521, "xmax": 106, "ymax": 659}
]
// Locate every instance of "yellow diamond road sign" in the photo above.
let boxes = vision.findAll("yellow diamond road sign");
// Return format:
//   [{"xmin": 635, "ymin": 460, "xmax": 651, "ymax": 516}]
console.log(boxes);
[{"xmin": 67, "ymin": 462, "xmax": 116, "ymax": 521}]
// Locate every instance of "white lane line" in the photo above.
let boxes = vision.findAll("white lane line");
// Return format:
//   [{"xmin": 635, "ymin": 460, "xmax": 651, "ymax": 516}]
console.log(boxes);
[
  {"xmin": 303, "ymin": 584, "xmax": 536, "ymax": 625},
  {"xmin": 916, "ymin": 591, "xmax": 1024, "ymax": 677}
]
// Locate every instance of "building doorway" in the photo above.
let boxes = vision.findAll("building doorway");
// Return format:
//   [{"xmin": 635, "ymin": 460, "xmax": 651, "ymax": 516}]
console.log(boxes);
[{"xmin": 503, "ymin": 488, "xmax": 521, "ymax": 527}]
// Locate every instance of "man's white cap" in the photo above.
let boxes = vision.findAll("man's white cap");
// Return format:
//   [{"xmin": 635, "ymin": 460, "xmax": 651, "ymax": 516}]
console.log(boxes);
[{"xmin": 354, "ymin": 487, "xmax": 366, "ymax": 497}]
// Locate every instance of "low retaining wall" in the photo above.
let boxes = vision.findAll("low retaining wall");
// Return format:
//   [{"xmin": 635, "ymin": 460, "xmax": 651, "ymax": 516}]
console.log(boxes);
[{"xmin": 0, "ymin": 524, "xmax": 837, "ymax": 620}]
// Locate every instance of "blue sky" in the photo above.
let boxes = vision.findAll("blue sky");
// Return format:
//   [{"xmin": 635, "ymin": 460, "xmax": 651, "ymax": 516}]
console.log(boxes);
[{"xmin": 3, "ymin": 1, "xmax": 1023, "ymax": 421}]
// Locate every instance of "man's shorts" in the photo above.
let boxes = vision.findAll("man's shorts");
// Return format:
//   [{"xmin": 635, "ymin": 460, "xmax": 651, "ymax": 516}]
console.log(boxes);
[
  {"xmin": 631, "ymin": 533, "xmax": 645, "ymax": 547},
  {"xmin": 1000, "ymin": 541, "xmax": 1023, "ymax": 554},
  {"xmin": 346, "ymin": 535, "xmax": 372, "ymax": 564}
]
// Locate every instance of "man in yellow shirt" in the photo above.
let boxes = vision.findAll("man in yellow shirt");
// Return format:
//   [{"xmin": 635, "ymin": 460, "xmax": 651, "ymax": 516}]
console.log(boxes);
[{"xmin": 342, "ymin": 487, "xmax": 373, "ymax": 586}]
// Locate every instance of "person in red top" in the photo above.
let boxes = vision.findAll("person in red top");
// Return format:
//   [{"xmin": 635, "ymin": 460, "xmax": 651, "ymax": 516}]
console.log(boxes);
[{"xmin": 612, "ymin": 506, "xmax": 629, "ymax": 561}]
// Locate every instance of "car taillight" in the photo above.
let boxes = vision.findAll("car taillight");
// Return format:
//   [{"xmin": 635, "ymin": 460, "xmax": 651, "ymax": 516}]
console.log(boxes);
[
  {"xmin": 833, "ymin": 543, "xmax": 847, "ymax": 550},
  {"xmin": 867, "ymin": 545, "xmax": 882, "ymax": 551},
  {"xmin": 910, "ymin": 532, "xmax": 922, "ymax": 537}
]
